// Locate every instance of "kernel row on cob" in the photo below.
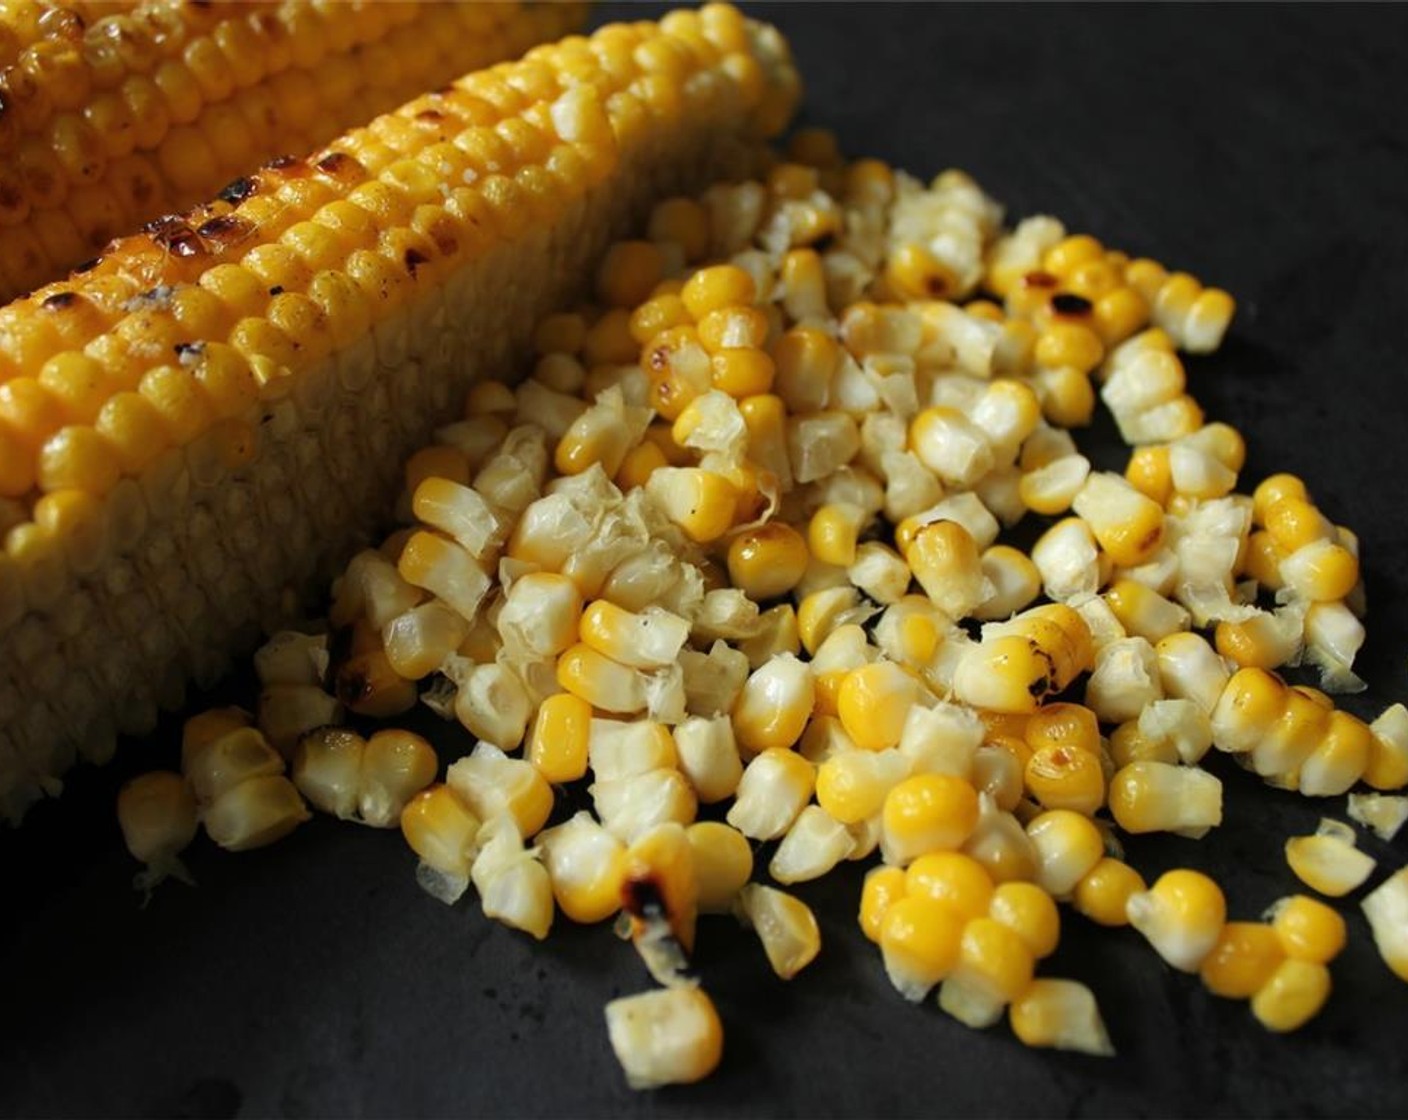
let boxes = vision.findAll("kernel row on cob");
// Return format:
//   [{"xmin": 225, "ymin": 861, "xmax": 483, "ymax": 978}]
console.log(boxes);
[
  {"xmin": 113, "ymin": 108, "xmax": 1408, "ymax": 1087},
  {"xmin": 0, "ymin": 3, "xmax": 803, "ymax": 823},
  {"xmin": 0, "ymin": 0, "xmax": 589, "ymax": 304}
]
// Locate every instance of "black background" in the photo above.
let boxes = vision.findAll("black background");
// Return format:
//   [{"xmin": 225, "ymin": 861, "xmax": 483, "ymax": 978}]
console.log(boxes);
[{"xmin": 5, "ymin": 4, "xmax": 1408, "ymax": 1117}]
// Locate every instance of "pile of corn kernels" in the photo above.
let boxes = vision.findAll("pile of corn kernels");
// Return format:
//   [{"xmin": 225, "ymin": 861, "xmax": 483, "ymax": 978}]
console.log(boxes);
[{"xmin": 116, "ymin": 129, "xmax": 1408, "ymax": 1088}]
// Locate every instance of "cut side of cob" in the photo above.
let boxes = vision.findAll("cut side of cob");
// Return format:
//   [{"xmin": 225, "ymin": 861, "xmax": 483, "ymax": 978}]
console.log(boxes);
[
  {"xmin": 0, "ymin": 3, "xmax": 801, "ymax": 822},
  {"xmin": 0, "ymin": 0, "xmax": 588, "ymax": 304}
]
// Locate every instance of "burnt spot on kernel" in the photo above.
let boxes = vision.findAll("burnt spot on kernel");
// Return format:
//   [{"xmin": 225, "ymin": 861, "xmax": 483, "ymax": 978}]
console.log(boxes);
[
  {"xmin": 196, "ymin": 214, "xmax": 254, "ymax": 250},
  {"xmin": 621, "ymin": 876, "xmax": 668, "ymax": 922},
  {"xmin": 415, "ymin": 109, "xmax": 446, "ymax": 124},
  {"xmin": 73, "ymin": 257, "xmax": 102, "ymax": 275},
  {"xmin": 1051, "ymin": 292, "xmax": 1094, "ymax": 317},
  {"xmin": 142, "ymin": 215, "xmax": 205, "ymax": 259},
  {"xmin": 1021, "ymin": 270, "xmax": 1059, "ymax": 290},
  {"xmin": 41, "ymin": 291, "xmax": 80, "ymax": 312},
  {"xmin": 217, "ymin": 176, "xmax": 258, "ymax": 205},
  {"xmin": 314, "ymin": 151, "xmax": 364, "ymax": 181},
  {"xmin": 263, "ymin": 154, "xmax": 310, "ymax": 177},
  {"xmin": 404, "ymin": 248, "xmax": 428, "ymax": 277}
]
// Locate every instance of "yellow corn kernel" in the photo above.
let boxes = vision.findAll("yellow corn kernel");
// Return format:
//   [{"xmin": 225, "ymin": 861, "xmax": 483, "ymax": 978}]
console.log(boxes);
[
  {"xmin": 772, "ymin": 326, "xmax": 839, "ymax": 411},
  {"xmin": 938, "ymin": 916, "xmax": 1036, "ymax": 1029},
  {"xmin": 1251, "ymin": 960, "xmax": 1331, "ymax": 1033},
  {"xmin": 644, "ymin": 467, "xmax": 737, "ymax": 543},
  {"xmin": 807, "ymin": 502, "xmax": 867, "ymax": 568},
  {"xmin": 1034, "ymin": 322, "xmax": 1104, "ymax": 374},
  {"xmin": 1263, "ymin": 497, "xmax": 1333, "ymax": 553},
  {"xmin": 116, "ymin": 770, "xmax": 198, "ymax": 893},
  {"xmin": 203, "ymin": 774, "xmax": 310, "ymax": 853},
  {"xmin": 905, "ymin": 519, "xmax": 988, "ymax": 620},
  {"xmin": 604, "ymin": 987, "xmax": 723, "ymax": 1090},
  {"xmin": 1025, "ymin": 809, "xmax": 1104, "ymax": 898},
  {"xmin": 836, "ymin": 661, "xmax": 923, "ymax": 753},
  {"xmin": 1300, "ymin": 711, "xmax": 1373, "ymax": 798},
  {"xmin": 1009, "ymin": 979, "xmax": 1115, "ymax": 1056},
  {"xmin": 903, "ymin": 850, "xmax": 994, "ymax": 925},
  {"xmin": 292, "ymin": 727, "xmax": 365, "ymax": 821},
  {"xmin": 1024, "ymin": 703, "xmax": 1100, "ymax": 756},
  {"xmin": 1107, "ymin": 761, "xmax": 1222, "ymax": 835},
  {"xmin": 1072, "ymin": 857, "xmax": 1146, "ymax": 928},
  {"xmin": 1200, "ymin": 922, "xmax": 1285, "ymax": 1000},
  {"xmin": 735, "ymin": 883, "xmax": 821, "ymax": 981},
  {"xmin": 556, "ymin": 643, "xmax": 646, "ymax": 715},
  {"xmin": 1073, "ymin": 472, "xmax": 1165, "ymax": 568},
  {"xmin": 1284, "ymin": 822, "xmax": 1375, "ymax": 898},
  {"xmin": 727, "ymin": 522, "xmax": 810, "ymax": 601},
  {"xmin": 952, "ymin": 635, "xmax": 1053, "ymax": 715},
  {"xmin": 1127, "ymin": 868, "xmax": 1227, "ymax": 973},
  {"xmin": 881, "ymin": 772, "xmax": 981, "ymax": 866},
  {"xmin": 180, "ymin": 706, "xmax": 253, "ymax": 769},
  {"xmin": 879, "ymin": 894, "xmax": 965, "ymax": 1001},
  {"xmin": 1209, "ymin": 667, "xmax": 1288, "ymax": 755},
  {"xmin": 596, "ymin": 240, "xmax": 666, "ymax": 309},
  {"xmin": 681, "ymin": 263, "xmax": 756, "ymax": 320},
  {"xmin": 1267, "ymin": 895, "xmax": 1347, "ymax": 965},
  {"xmin": 446, "ymin": 743, "xmax": 553, "ymax": 843},
  {"xmin": 726, "ymin": 747, "xmax": 815, "ymax": 841},
  {"xmin": 860, "ymin": 865, "xmax": 909, "ymax": 943},
  {"xmin": 1252, "ymin": 473, "xmax": 1310, "ymax": 526},
  {"xmin": 732, "ymin": 655, "xmax": 815, "ymax": 754},
  {"xmin": 1023, "ymin": 743, "xmax": 1105, "ymax": 816},
  {"xmin": 687, "ymin": 821, "xmax": 753, "ymax": 913},
  {"xmin": 986, "ymin": 881, "xmax": 1060, "ymax": 959},
  {"xmin": 816, "ymin": 747, "xmax": 910, "ymax": 825},
  {"xmin": 527, "ymin": 693, "xmax": 592, "ymax": 785},
  {"xmin": 537, "ymin": 811, "xmax": 626, "ymax": 926}
]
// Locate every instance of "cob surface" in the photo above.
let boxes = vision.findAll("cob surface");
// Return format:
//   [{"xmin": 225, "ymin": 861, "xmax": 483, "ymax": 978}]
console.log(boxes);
[
  {"xmin": 0, "ymin": 0, "xmax": 588, "ymax": 304},
  {"xmin": 0, "ymin": 3, "xmax": 801, "ymax": 821}
]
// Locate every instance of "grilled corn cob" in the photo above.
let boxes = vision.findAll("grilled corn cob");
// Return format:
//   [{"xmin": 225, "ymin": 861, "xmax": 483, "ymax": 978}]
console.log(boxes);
[
  {"xmin": 0, "ymin": 4, "xmax": 800, "ymax": 821},
  {"xmin": 0, "ymin": 1, "xmax": 589, "ymax": 303}
]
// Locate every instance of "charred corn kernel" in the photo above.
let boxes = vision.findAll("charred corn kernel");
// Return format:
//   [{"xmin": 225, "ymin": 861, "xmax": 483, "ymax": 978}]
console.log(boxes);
[
  {"xmin": 537, "ymin": 812, "xmax": 626, "ymax": 926},
  {"xmin": 732, "ymin": 654, "xmax": 815, "ymax": 754},
  {"xmin": 1361, "ymin": 868, "xmax": 1408, "ymax": 983},
  {"xmin": 1073, "ymin": 857, "xmax": 1145, "ymax": 928},
  {"xmin": 687, "ymin": 821, "xmax": 753, "ymax": 913},
  {"xmin": 1025, "ymin": 809, "xmax": 1104, "ymax": 898},
  {"xmin": 204, "ymin": 774, "xmax": 310, "ymax": 853},
  {"xmin": 116, "ymin": 770, "xmax": 197, "ymax": 894},
  {"xmin": 836, "ymin": 661, "xmax": 923, "ymax": 753},
  {"xmin": 727, "ymin": 522, "xmax": 809, "ymax": 601},
  {"xmin": 1024, "ymin": 745, "xmax": 1106, "ymax": 816},
  {"xmin": 736, "ymin": 883, "xmax": 821, "ymax": 980},
  {"xmin": 620, "ymin": 820, "xmax": 699, "ymax": 964},
  {"xmin": 1009, "ymin": 980, "xmax": 1115, "ymax": 1056},
  {"xmin": 1251, "ymin": 960, "xmax": 1331, "ymax": 1033},
  {"xmin": 946, "ymin": 916, "xmax": 1037, "ymax": 1022},
  {"xmin": 816, "ymin": 748, "xmax": 911, "ymax": 824},
  {"xmin": 906, "ymin": 851, "xmax": 995, "ymax": 924},
  {"xmin": 604, "ymin": 987, "xmax": 723, "ymax": 1091},
  {"xmin": 726, "ymin": 747, "xmax": 815, "ymax": 841},
  {"xmin": 880, "ymin": 894, "xmax": 965, "ymax": 1001},
  {"xmin": 860, "ymin": 865, "xmax": 909, "ymax": 943},
  {"xmin": 881, "ymin": 773, "xmax": 981, "ymax": 866},
  {"xmin": 446, "ymin": 742, "xmax": 553, "ymax": 842},
  {"xmin": 1267, "ymin": 895, "xmax": 1347, "ymax": 965},
  {"xmin": 1127, "ymin": 869, "xmax": 1227, "ymax": 973},
  {"xmin": 952, "ymin": 635, "xmax": 1052, "ymax": 715},
  {"xmin": 1200, "ymin": 922, "xmax": 1285, "ymax": 1000},
  {"xmin": 1108, "ymin": 761, "xmax": 1222, "ymax": 835},
  {"xmin": 1285, "ymin": 820, "xmax": 1375, "ymax": 897}
]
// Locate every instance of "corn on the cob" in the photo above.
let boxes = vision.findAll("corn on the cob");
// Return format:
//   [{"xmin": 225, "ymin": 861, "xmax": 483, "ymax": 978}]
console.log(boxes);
[
  {"xmin": 0, "ymin": 1, "xmax": 589, "ymax": 304},
  {"xmin": 0, "ymin": 5, "xmax": 800, "ymax": 821}
]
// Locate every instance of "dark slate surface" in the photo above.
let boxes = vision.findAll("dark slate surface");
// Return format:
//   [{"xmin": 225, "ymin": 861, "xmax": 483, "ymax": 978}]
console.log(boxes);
[{"xmin": 4, "ymin": 4, "xmax": 1408, "ymax": 1117}]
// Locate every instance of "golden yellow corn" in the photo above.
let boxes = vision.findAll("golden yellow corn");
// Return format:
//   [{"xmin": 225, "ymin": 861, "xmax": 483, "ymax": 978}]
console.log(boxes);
[
  {"xmin": 0, "ymin": 2, "xmax": 589, "ymax": 305},
  {"xmin": 116, "ymin": 769, "xmax": 197, "ymax": 894},
  {"xmin": 1009, "ymin": 979, "xmax": 1114, "ymax": 1056},
  {"xmin": 1126, "ymin": 868, "xmax": 1226, "ymax": 973},
  {"xmin": 735, "ymin": 882, "xmax": 820, "ymax": 980},
  {"xmin": 0, "ymin": 4, "xmax": 801, "ymax": 821}
]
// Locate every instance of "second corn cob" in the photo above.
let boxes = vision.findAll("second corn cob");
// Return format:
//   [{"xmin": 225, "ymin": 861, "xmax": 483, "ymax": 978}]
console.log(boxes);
[{"xmin": 0, "ymin": 0, "xmax": 589, "ymax": 303}]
